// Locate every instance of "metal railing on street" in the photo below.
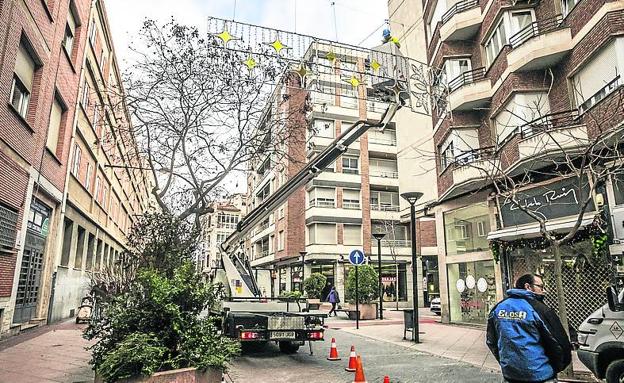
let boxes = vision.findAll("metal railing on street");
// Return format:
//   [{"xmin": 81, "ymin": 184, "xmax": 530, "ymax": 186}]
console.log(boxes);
[{"xmin": 509, "ymin": 15, "xmax": 564, "ymax": 49}]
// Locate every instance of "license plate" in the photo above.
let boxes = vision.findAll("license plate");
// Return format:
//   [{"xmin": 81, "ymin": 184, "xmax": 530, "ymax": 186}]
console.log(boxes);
[{"xmin": 271, "ymin": 331, "xmax": 295, "ymax": 339}]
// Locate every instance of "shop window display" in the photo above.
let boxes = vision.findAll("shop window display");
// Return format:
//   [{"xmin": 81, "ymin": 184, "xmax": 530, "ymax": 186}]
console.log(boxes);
[
  {"xmin": 291, "ymin": 265, "xmax": 303, "ymax": 292},
  {"xmin": 444, "ymin": 203, "xmax": 491, "ymax": 255},
  {"xmin": 447, "ymin": 260, "xmax": 496, "ymax": 324}
]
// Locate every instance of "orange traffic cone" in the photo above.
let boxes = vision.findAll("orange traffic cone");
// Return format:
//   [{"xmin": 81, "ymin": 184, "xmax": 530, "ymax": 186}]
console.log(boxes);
[
  {"xmin": 345, "ymin": 345, "xmax": 357, "ymax": 371},
  {"xmin": 383, "ymin": 376, "xmax": 390, "ymax": 383},
  {"xmin": 352, "ymin": 355, "xmax": 367, "ymax": 383},
  {"xmin": 327, "ymin": 337, "xmax": 341, "ymax": 361}
]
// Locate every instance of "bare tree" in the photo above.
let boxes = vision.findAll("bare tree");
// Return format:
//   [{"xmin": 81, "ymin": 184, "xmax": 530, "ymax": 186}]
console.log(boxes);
[
  {"xmin": 374, "ymin": 218, "xmax": 405, "ymax": 310},
  {"xmin": 106, "ymin": 19, "xmax": 308, "ymax": 224}
]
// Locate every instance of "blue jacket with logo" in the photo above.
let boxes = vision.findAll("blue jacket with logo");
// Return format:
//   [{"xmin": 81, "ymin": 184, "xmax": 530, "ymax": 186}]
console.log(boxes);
[{"xmin": 486, "ymin": 289, "xmax": 572, "ymax": 382}]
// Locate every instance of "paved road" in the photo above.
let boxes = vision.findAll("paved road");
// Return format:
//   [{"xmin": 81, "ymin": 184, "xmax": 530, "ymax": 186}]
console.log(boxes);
[{"xmin": 228, "ymin": 328, "xmax": 501, "ymax": 383}]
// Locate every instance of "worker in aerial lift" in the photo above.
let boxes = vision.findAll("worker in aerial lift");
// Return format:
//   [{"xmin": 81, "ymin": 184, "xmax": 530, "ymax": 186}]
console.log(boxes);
[{"xmin": 382, "ymin": 28, "xmax": 401, "ymax": 48}]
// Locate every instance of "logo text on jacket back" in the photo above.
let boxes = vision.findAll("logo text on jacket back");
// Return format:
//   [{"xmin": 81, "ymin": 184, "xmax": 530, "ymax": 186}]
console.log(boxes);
[{"xmin": 497, "ymin": 310, "xmax": 527, "ymax": 320}]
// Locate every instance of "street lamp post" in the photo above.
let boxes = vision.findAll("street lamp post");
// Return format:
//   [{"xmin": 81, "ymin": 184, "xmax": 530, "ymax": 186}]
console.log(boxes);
[
  {"xmin": 401, "ymin": 191, "xmax": 423, "ymax": 343},
  {"xmin": 299, "ymin": 251, "xmax": 307, "ymax": 292},
  {"xmin": 372, "ymin": 232, "xmax": 386, "ymax": 320}
]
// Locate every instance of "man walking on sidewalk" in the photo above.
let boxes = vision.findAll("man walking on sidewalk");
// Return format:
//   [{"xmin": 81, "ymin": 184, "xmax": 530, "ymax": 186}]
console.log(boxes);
[{"xmin": 486, "ymin": 274, "xmax": 572, "ymax": 383}]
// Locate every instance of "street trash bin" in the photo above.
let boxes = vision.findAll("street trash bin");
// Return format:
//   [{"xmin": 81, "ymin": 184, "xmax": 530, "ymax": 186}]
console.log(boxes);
[{"xmin": 403, "ymin": 309, "xmax": 414, "ymax": 340}]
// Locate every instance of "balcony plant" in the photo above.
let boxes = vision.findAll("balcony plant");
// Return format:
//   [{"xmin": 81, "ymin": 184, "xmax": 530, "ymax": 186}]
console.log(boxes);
[
  {"xmin": 85, "ymin": 212, "xmax": 239, "ymax": 383},
  {"xmin": 345, "ymin": 264, "xmax": 379, "ymax": 320}
]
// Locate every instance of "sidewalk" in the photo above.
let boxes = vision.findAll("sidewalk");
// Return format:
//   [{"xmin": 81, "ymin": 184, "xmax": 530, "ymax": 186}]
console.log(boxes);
[
  {"xmin": 0, "ymin": 320, "xmax": 93, "ymax": 383},
  {"xmin": 336, "ymin": 308, "xmax": 593, "ymax": 379}
]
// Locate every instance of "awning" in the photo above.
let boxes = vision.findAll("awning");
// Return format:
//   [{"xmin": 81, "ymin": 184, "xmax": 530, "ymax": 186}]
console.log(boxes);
[{"xmin": 487, "ymin": 217, "xmax": 595, "ymax": 241}]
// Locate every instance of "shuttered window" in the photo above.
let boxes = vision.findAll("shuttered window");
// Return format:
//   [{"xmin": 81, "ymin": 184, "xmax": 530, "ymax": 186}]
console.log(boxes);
[
  {"xmin": 46, "ymin": 96, "xmax": 64, "ymax": 152},
  {"xmin": 343, "ymin": 225, "xmax": 362, "ymax": 245},
  {"xmin": 308, "ymin": 223, "xmax": 336, "ymax": 244},
  {"xmin": 308, "ymin": 187, "xmax": 335, "ymax": 207},
  {"xmin": 573, "ymin": 40, "xmax": 620, "ymax": 113},
  {"xmin": 343, "ymin": 189, "xmax": 360, "ymax": 209},
  {"xmin": 495, "ymin": 92, "xmax": 550, "ymax": 143},
  {"xmin": 14, "ymin": 44, "xmax": 35, "ymax": 92}
]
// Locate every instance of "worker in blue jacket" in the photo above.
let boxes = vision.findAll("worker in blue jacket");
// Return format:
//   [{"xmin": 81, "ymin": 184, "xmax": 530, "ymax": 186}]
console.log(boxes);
[{"xmin": 486, "ymin": 274, "xmax": 572, "ymax": 383}]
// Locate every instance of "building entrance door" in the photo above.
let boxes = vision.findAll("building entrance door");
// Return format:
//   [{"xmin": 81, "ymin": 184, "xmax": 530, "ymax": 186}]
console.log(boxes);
[{"xmin": 13, "ymin": 230, "xmax": 45, "ymax": 324}]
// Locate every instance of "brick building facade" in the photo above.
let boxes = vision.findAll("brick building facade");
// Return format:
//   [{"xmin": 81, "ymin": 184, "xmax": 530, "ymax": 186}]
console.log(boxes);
[
  {"xmin": 416, "ymin": 0, "xmax": 624, "ymax": 325},
  {"xmin": 0, "ymin": 0, "xmax": 153, "ymax": 336}
]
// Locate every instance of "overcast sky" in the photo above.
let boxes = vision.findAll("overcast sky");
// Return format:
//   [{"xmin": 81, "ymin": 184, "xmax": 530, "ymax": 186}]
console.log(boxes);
[{"xmin": 106, "ymin": 0, "xmax": 389, "ymax": 68}]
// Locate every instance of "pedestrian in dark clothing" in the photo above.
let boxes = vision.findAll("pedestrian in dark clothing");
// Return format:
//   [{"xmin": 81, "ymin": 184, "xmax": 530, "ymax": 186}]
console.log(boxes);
[
  {"xmin": 327, "ymin": 286, "xmax": 340, "ymax": 317},
  {"xmin": 486, "ymin": 274, "xmax": 572, "ymax": 383}
]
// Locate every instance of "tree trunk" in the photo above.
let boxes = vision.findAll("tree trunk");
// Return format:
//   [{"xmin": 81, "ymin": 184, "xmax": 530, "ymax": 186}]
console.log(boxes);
[
  {"xmin": 552, "ymin": 242, "xmax": 573, "ymax": 377},
  {"xmin": 395, "ymin": 262, "xmax": 399, "ymax": 311}
]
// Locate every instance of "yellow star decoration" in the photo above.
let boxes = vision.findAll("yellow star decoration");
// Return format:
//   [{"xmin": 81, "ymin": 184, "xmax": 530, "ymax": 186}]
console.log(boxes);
[
  {"xmin": 215, "ymin": 30, "xmax": 237, "ymax": 45},
  {"xmin": 346, "ymin": 75, "xmax": 363, "ymax": 88},
  {"xmin": 326, "ymin": 51, "xmax": 337, "ymax": 62},
  {"xmin": 294, "ymin": 62, "xmax": 308, "ymax": 78},
  {"xmin": 268, "ymin": 39, "xmax": 288, "ymax": 54},
  {"xmin": 370, "ymin": 60, "xmax": 382, "ymax": 73},
  {"xmin": 243, "ymin": 56, "xmax": 256, "ymax": 70}
]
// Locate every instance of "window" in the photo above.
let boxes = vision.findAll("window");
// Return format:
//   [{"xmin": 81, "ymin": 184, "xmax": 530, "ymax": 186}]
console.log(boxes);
[
  {"xmin": 99, "ymin": 50, "xmax": 107, "ymax": 71},
  {"xmin": 439, "ymin": 139, "xmax": 454, "ymax": 170},
  {"xmin": 216, "ymin": 233, "xmax": 227, "ymax": 244},
  {"xmin": 342, "ymin": 156, "xmax": 359, "ymax": 174},
  {"xmin": 72, "ymin": 144, "xmax": 81, "ymax": 176},
  {"xmin": 343, "ymin": 224, "xmax": 362, "ymax": 245},
  {"xmin": 444, "ymin": 203, "xmax": 490, "ymax": 255},
  {"xmin": 511, "ymin": 11, "xmax": 533, "ymax": 35},
  {"xmin": 63, "ymin": 9, "xmax": 77, "ymax": 54},
  {"xmin": 485, "ymin": 19, "xmax": 507, "ymax": 67},
  {"xmin": 343, "ymin": 189, "xmax": 360, "ymax": 209},
  {"xmin": 60, "ymin": 218, "xmax": 73, "ymax": 267},
  {"xmin": 444, "ymin": 58, "xmax": 471, "ymax": 85},
  {"xmin": 11, "ymin": 43, "xmax": 36, "ymax": 119},
  {"xmin": 217, "ymin": 213, "xmax": 239, "ymax": 229},
  {"xmin": 279, "ymin": 205, "xmax": 285, "ymax": 219},
  {"xmin": 85, "ymin": 163, "xmax": 93, "ymax": 191},
  {"xmin": 573, "ymin": 39, "xmax": 621, "ymax": 114},
  {"xmin": 81, "ymin": 80, "xmax": 90, "ymax": 109},
  {"xmin": 0, "ymin": 204, "xmax": 18, "ymax": 250},
  {"xmin": 102, "ymin": 185, "xmax": 108, "ymax": 209},
  {"xmin": 371, "ymin": 191, "xmax": 399, "ymax": 211},
  {"xmin": 93, "ymin": 104, "xmax": 100, "ymax": 133},
  {"xmin": 427, "ymin": 0, "xmax": 447, "ymax": 43},
  {"xmin": 311, "ymin": 119, "xmax": 334, "ymax": 138},
  {"xmin": 88, "ymin": 19, "xmax": 97, "ymax": 46},
  {"xmin": 307, "ymin": 223, "xmax": 336, "ymax": 244},
  {"xmin": 370, "ymin": 158, "xmax": 398, "ymax": 178},
  {"xmin": 278, "ymin": 230, "xmax": 284, "ymax": 250},
  {"xmin": 308, "ymin": 187, "xmax": 335, "ymax": 208},
  {"xmin": 94, "ymin": 176, "xmax": 101, "ymax": 200},
  {"xmin": 46, "ymin": 95, "xmax": 65, "ymax": 152},
  {"xmin": 495, "ymin": 93, "xmax": 550, "ymax": 143},
  {"xmin": 257, "ymin": 183, "xmax": 270, "ymax": 203},
  {"xmin": 562, "ymin": 0, "xmax": 581, "ymax": 17}
]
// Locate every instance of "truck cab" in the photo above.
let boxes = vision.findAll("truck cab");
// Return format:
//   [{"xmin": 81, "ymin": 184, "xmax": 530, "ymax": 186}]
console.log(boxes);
[{"xmin": 577, "ymin": 287, "xmax": 624, "ymax": 382}]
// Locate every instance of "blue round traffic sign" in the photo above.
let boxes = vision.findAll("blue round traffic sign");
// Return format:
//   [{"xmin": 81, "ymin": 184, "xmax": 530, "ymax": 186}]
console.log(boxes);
[{"xmin": 349, "ymin": 249, "xmax": 366, "ymax": 265}]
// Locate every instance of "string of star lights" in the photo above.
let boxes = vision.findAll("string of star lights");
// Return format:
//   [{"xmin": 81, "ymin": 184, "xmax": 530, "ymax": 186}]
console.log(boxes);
[{"xmin": 206, "ymin": 16, "xmax": 447, "ymax": 116}]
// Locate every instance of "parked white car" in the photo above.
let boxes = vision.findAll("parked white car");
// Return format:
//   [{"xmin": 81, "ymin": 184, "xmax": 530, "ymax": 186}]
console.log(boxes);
[{"xmin": 430, "ymin": 297, "xmax": 441, "ymax": 315}]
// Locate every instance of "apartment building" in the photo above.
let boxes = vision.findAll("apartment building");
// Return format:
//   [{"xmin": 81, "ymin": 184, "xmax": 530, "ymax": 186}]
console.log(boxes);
[
  {"xmin": 420, "ymin": 0, "xmax": 624, "ymax": 325},
  {"xmin": 0, "ymin": 0, "xmax": 92, "ymax": 335},
  {"xmin": 199, "ymin": 194, "xmax": 246, "ymax": 274},
  {"xmin": 52, "ymin": 0, "xmax": 153, "ymax": 323},
  {"xmin": 244, "ymin": 43, "xmax": 435, "ymax": 307},
  {"xmin": 0, "ymin": 0, "xmax": 153, "ymax": 336}
]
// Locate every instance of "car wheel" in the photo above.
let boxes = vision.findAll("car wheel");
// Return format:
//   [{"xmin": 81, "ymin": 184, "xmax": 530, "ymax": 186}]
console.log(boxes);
[
  {"xmin": 606, "ymin": 359, "xmax": 624, "ymax": 383},
  {"xmin": 279, "ymin": 341, "xmax": 300, "ymax": 354}
]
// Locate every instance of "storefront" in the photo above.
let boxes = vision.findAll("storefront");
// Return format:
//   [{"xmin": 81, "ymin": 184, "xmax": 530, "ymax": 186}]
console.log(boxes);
[
  {"xmin": 423, "ymin": 256, "xmax": 439, "ymax": 305},
  {"xmin": 278, "ymin": 267, "xmax": 287, "ymax": 294},
  {"xmin": 344, "ymin": 263, "xmax": 408, "ymax": 302},
  {"xmin": 447, "ymin": 260, "xmax": 497, "ymax": 325},
  {"xmin": 441, "ymin": 201, "xmax": 497, "ymax": 325},
  {"xmin": 291, "ymin": 265, "xmax": 303, "ymax": 292},
  {"xmin": 312, "ymin": 262, "xmax": 335, "ymax": 300}
]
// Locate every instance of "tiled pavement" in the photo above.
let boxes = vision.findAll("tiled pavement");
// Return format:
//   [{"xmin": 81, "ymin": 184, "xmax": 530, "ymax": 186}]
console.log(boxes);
[{"xmin": 0, "ymin": 320, "xmax": 94, "ymax": 383}]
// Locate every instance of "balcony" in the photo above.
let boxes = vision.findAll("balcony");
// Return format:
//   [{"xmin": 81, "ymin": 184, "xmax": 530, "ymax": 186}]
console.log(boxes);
[
  {"xmin": 369, "ymin": 170, "xmax": 398, "ymax": 179},
  {"xmin": 371, "ymin": 204, "xmax": 401, "ymax": 221},
  {"xmin": 343, "ymin": 201, "xmax": 361, "ymax": 210},
  {"xmin": 507, "ymin": 15, "xmax": 572, "ymax": 72},
  {"xmin": 451, "ymin": 147, "xmax": 498, "ymax": 185},
  {"xmin": 369, "ymin": 170, "xmax": 399, "ymax": 187},
  {"xmin": 440, "ymin": 0, "xmax": 482, "ymax": 42},
  {"xmin": 309, "ymin": 199, "xmax": 336, "ymax": 208},
  {"xmin": 516, "ymin": 110, "xmax": 588, "ymax": 163},
  {"xmin": 372, "ymin": 239, "xmax": 412, "ymax": 255},
  {"xmin": 447, "ymin": 68, "xmax": 491, "ymax": 111}
]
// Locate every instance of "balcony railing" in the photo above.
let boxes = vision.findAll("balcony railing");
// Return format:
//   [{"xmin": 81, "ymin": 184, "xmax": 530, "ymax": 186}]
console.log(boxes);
[
  {"xmin": 518, "ymin": 110, "xmax": 582, "ymax": 139},
  {"xmin": 309, "ymin": 199, "xmax": 336, "ymax": 208},
  {"xmin": 509, "ymin": 15, "xmax": 564, "ymax": 49},
  {"xmin": 447, "ymin": 67, "xmax": 486, "ymax": 93},
  {"xmin": 369, "ymin": 137, "xmax": 397, "ymax": 146},
  {"xmin": 381, "ymin": 239, "xmax": 411, "ymax": 247},
  {"xmin": 454, "ymin": 146, "xmax": 496, "ymax": 166},
  {"xmin": 371, "ymin": 204, "xmax": 400, "ymax": 212},
  {"xmin": 578, "ymin": 76, "xmax": 622, "ymax": 115},
  {"xmin": 370, "ymin": 170, "xmax": 399, "ymax": 179},
  {"xmin": 343, "ymin": 201, "xmax": 361, "ymax": 210},
  {"xmin": 441, "ymin": 0, "xmax": 479, "ymax": 25}
]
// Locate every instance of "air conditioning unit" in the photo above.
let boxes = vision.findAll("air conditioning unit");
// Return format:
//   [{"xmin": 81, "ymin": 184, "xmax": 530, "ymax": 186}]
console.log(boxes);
[{"xmin": 612, "ymin": 209, "xmax": 624, "ymax": 242}]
